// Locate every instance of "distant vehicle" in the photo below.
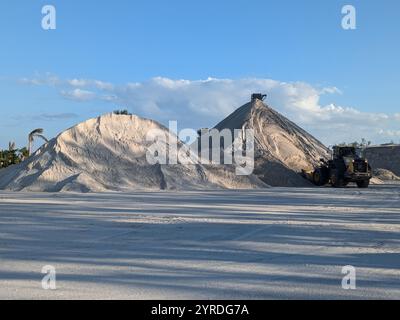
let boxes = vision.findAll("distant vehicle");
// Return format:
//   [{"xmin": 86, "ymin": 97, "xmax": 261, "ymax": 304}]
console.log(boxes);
[
  {"xmin": 251, "ymin": 93, "xmax": 267, "ymax": 102},
  {"xmin": 302, "ymin": 146, "xmax": 372, "ymax": 188}
]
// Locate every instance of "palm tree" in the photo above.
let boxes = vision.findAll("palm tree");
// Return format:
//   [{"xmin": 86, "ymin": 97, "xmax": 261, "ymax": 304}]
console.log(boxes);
[
  {"xmin": 8, "ymin": 141, "xmax": 16, "ymax": 151},
  {"xmin": 28, "ymin": 129, "xmax": 49, "ymax": 156}
]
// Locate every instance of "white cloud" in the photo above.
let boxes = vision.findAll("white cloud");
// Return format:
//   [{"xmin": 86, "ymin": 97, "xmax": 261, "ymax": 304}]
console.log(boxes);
[
  {"xmin": 67, "ymin": 79, "xmax": 88, "ymax": 87},
  {"xmin": 19, "ymin": 78, "xmax": 42, "ymax": 85},
  {"xmin": 19, "ymin": 74, "xmax": 113, "ymax": 91},
  {"xmin": 378, "ymin": 129, "xmax": 400, "ymax": 137},
  {"xmin": 10, "ymin": 113, "xmax": 79, "ymax": 122},
  {"xmin": 19, "ymin": 74, "xmax": 60, "ymax": 86},
  {"xmin": 320, "ymin": 87, "xmax": 342, "ymax": 95},
  {"xmin": 60, "ymin": 89, "xmax": 96, "ymax": 101},
  {"xmin": 19, "ymin": 75, "xmax": 400, "ymax": 145},
  {"xmin": 33, "ymin": 113, "xmax": 79, "ymax": 121},
  {"xmin": 93, "ymin": 80, "xmax": 114, "ymax": 91},
  {"xmin": 67, "ymin": 78, "xmax": 114, "ymax": 91}
]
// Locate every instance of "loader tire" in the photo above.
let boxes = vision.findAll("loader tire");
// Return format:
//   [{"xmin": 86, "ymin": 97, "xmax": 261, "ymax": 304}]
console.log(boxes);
[
  {"xmin": 331, "ymin": 172, "xmax": 345, "ymax": 188},
  {"xmin": 357, "ymin": 179, "xmax": 370, "ymax": 188},
  {"xmin": 313, "ymin": 168, "xmax": 328, "ymax": 186}
]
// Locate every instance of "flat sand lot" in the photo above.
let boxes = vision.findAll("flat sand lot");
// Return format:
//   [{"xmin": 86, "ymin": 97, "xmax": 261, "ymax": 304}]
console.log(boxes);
[{"xmin": 0, "ymin": 186, "xmax": 399, "ymax": 299}]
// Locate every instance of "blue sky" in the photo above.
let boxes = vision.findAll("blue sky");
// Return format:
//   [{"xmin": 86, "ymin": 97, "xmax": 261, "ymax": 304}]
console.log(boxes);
[{"xmin": 0, "ymin": 0, "xmax": 399, "ymax": 149}]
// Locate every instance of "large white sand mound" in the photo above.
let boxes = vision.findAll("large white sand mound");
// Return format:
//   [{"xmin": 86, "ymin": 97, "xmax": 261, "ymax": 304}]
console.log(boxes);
[
  {"xmin": 0, "ymin": 114, "xmax": 265, "ymax": 192},
  {"xmin": 214, "ymin": 99, "xmax": 330, "ymax": 186}
]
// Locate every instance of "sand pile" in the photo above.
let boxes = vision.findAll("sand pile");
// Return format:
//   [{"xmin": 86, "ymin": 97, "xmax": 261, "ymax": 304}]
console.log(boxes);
[
  {"xmin": 373, "ymin": 168, "xmax": 400, "ymax": 181},
  {"xmin": 213, "ymin": 99, "xmax": 330, "ymax": 186},
  {"xmin": 0, "ymin": 114, "xmax": 265, "ymax": 192}
]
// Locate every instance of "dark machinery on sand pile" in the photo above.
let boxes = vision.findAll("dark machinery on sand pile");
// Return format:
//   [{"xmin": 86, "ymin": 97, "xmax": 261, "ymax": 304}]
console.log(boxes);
[
  {"xmin": 251, "ymin": 93, "xmax": 267, "ymax": 102},
  {"xmin": 302, "ymin": 146, "xmax": 372, "ymax": 188}
]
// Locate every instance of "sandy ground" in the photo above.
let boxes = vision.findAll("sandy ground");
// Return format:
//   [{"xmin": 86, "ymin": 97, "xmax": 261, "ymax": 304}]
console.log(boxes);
[{"xmin": 0, "ymin": 185, "xmax": 399, "ymax": 300}]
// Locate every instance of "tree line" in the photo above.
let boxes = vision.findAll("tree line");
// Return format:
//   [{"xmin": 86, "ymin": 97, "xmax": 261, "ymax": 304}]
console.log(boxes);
[
  {"xmin": 0, "ymin": 129, "xmax": 48, "ymax": 169},
  {"xmin": 337, "ymin": 138, "xmax": 372, "ymax": 148},
  {"xmin": 337, "ymin": 138, "xmax": 398, "ymax": 148},
  {"xmin": 0, "ymin": 142, "xmax": 28, "ymax": 169}
]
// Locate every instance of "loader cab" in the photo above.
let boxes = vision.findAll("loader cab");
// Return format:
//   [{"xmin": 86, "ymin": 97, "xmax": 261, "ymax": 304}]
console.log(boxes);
[
  {"xmin": 332, "ymin": 146, "xmax": 365, "ymax": 160},
  {"xmin": 333, "ymin": 146, "xmax": 357, "ymax": 160}
]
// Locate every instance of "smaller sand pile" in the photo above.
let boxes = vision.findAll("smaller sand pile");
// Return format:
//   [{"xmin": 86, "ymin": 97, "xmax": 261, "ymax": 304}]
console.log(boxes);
[
  {"xmin": 373, "ymin": 168, "xmax": 400, "ymax": 181},
  {"xmin": 213, "ymin": 99, "xmax": 330, "ymax": 187}
]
